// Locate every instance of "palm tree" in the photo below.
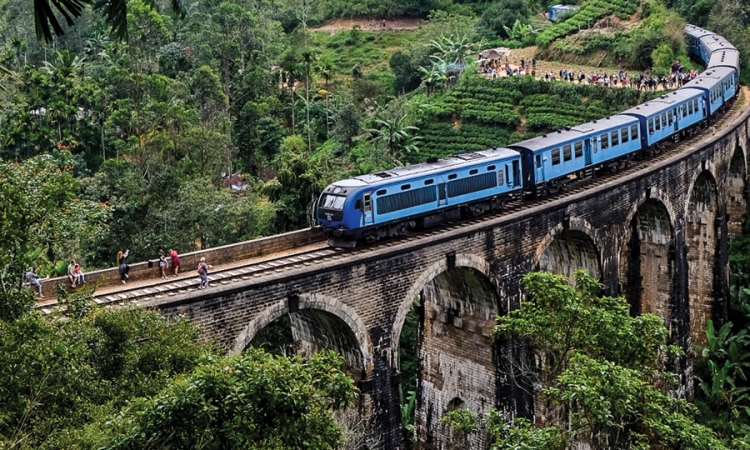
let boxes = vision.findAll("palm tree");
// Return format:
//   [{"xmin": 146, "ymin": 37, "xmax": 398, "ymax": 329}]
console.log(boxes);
[
  {"xmin": 301, "ymin": 49, "xmax": 318, "ymax": 152},
  {"xmin": 316, "ymin": 60, "xmax": 337, "ymax": 88},
  {"xmin": 419, "ymin": 56, "xmax": 449, "ymax": 95},
  {"xmin": 34, "ymin": 0, "xmax": 186, "ymax": 43},
  {"xmin": 428, "ymin": 34, "xmax": 478, "ymax": 70},
  {"xmin": 368, "ymin": 115, "xmax": 421, "ymax": 167}
]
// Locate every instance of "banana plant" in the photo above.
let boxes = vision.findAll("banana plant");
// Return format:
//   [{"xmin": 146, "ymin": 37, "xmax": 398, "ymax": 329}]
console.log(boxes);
[{"xmin": 696, "ymin": 320, "xmax": 750, "ymax": 419}]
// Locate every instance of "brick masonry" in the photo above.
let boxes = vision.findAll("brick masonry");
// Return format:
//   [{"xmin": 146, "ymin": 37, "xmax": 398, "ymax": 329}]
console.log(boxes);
[{"xmin": 141, "ymin": 106, "xmax": 750, "ymax": 449}]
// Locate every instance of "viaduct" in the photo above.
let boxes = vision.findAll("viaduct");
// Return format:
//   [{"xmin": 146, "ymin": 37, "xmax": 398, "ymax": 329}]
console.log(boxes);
[{"xmin": 132, "ymin": 103, "xmax": 750, "ymax": 448}]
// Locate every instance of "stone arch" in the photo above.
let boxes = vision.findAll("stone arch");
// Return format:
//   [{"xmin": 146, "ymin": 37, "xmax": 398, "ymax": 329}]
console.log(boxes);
[
  {"xmin": 232, "ymin": 294, "xmax": 372, "ymax": 377},
  {"xmin": 685, "ymin": 171, "xmax": 720, "ymax": 348},
  {"xmin": 619, "ymin": 199, "xmax": 675, "ymax": 328},
  {"xmin": 535, "ymin": 219, "xmax": 602, "ymax": 281},
  {"xmin": 393, "ymin": 254, "xmax": 497, "ymax": 450},
  {"xmin": 391, "ymin": 253, "xmax": 492, "ymax": 352},
  {"xmin": 727, "ymin": 141, "xmax": 747, "ymax": 237}
]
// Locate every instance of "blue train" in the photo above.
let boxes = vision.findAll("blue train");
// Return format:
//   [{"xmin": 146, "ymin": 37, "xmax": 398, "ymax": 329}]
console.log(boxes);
[{"xmin": 317, "ymin": 25, "xmax": 740, "ymax": 247}]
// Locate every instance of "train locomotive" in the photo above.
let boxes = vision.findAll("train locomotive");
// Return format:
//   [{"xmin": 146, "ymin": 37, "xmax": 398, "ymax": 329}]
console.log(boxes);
[{"xmin": 317, "ymin": 24, "xmax": 741, "ymax": 248}]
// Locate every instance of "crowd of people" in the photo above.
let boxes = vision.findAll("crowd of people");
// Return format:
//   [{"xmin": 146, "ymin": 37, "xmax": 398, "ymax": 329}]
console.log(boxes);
[
  {"xmin": 27, "ymin": 247, "xmax": 213, "ymax": 298},
  {"xmin": 479, "ymin": 57, "xmax": 700, "ymax": 91}
]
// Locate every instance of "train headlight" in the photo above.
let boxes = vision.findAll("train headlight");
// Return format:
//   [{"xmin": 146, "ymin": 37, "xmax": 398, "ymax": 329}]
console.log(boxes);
[{"xmin": 333, "ymin": 187, "xmax": 342, "ymax": 194}]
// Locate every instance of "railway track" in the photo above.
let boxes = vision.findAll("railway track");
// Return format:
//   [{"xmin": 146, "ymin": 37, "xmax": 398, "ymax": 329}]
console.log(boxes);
[{"xmin": 37, "ymin": 88, "xmax": 747, "ymax": 312}]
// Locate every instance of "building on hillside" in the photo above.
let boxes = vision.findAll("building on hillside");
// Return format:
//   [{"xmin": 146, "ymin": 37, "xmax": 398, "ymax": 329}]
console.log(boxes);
[{"xmin": 548, "ymin": 4, "xmax": 579, "ymax": 21}]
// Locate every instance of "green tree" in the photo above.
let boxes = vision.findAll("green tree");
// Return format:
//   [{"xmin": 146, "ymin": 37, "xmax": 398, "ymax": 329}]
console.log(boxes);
[
  {"xmin": 101, "ymin": 349, "xmax": 357, "ymax": 449},
  {"xmin": 444, "ymin": 271, "xmax": 727, "ymax": 449},
  {"xmin": 0, "ymin": 303, "xmax": 207, "ymax": 449},
  {"xmin": 477, "ymin": 0, "xmax": 530, "ymax": 39},
  {"xmin": 0, "ymin": 152, "xmax": 108, "ymax": 300}
]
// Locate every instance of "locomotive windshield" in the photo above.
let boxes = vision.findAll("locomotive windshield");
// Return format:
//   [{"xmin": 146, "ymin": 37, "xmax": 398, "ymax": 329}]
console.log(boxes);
[{"xmin": 320, "ymin": 194, "xmax": 346, "ymax": 210}]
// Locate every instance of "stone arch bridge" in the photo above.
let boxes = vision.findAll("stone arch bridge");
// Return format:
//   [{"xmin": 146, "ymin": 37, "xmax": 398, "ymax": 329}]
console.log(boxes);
[{"xmin": 142, "ymin": 106, "xmax": 750, "ymax": 449}]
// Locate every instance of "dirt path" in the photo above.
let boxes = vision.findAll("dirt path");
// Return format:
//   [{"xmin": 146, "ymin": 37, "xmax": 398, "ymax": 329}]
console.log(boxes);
[{"xmin": 311, "ymin": 18, "xmax": 424, "ymax": 33}]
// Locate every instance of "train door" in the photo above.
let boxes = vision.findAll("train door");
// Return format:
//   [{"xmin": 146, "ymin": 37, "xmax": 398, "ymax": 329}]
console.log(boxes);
[
  {"xmin": 362, "ymin": 192, "xmax": 374, "ymax": 226},
  {"xmin": 438, "ymin": 182, "xmax": 448, "ymax": 206},
  {"xmin": 512, "ymin": 160, "xmax": 521, "ymax": 187},
  {"xmin": 535, "ymin": 153, "xmax": 545, "ymax": 182}
]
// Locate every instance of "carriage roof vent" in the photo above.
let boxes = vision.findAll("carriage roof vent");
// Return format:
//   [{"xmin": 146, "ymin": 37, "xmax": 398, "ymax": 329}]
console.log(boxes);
[
  {"xmin": 557, "ymin": 129, "xmax": 562, "ymax": 133},
  {"xmin": 427, "ymin": 157, "xmax": 438, "ymax": 163},
  {"xmin": 373, "ymin": 172, "xmax": 393, "ymax": 178},
  {"xmin": 593, "ymin": 120, "xmax": 597, "ymax": 123},
  {"xmin": 542, "ymin": 134, "xmax": 547, "ymax": 137},
  {"xmin": 565, "ymin": 126, "xmax": 571, "ymax": 131}
]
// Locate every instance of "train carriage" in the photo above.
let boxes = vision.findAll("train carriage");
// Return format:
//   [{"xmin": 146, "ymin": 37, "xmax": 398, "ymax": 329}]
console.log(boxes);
[
  {"xmin": 509, "ymin": 116, "xmax": 640, "ymax": 195},
  {"xmin": 317, "ymin": 149, "xmax": 523, "ymax": 247},
  {"xmin": 698, "ymin": 34, "xmax": 736, "ymax": 66},
  {"xmin": 707, "ymin": 48, "xmax": 741, "ymax": 84},
  {"xmin": 620, "ymin": 89, "xmax": 706, "ymax": 149},
  {"xmin": 685, "ymin": 24, "xmax": 716, "ymax": 61},
  {"xmin": 682, "ymin": 67, "xmax": 737, "ymax": 115}
]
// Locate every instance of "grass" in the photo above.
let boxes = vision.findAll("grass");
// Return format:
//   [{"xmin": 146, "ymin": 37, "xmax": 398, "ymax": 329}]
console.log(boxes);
[{"xmin": 310, "ymin": 29, "xmax": 419, "ymax": 77}]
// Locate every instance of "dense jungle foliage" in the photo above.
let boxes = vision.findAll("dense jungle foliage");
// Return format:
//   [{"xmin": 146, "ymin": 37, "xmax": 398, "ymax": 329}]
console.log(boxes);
[{"xmin": 4, "ymin": 0, "xmax": 750, "ymax": 447}]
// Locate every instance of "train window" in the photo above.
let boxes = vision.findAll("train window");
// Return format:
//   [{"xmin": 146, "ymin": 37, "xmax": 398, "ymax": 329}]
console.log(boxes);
[
  {"xmin": 683, "ymin": 103, "xmax": 688, "ymax": 116},
  {"xmin": 552, "ymin": 148, "xmax": 561, "ymax": 165},
  {"xmin": 655, "ymin": 116, "xmax": 661, "ymax": 131},
  {"xmin": 661, "ymin": 113, "xmax": 667, "ymax": 127},
  {"xmin": 611, "ymin": 130, "xmax": 619, "ymax": 146},
  {"xmin": 631, "ymin": 124, "xmax": 638, "ymax": 139},
  {"xmin": 563, "ymin": 145, "xmax": 572, "ymax": 162},
  {"xmin": 448, "ymin": 174, "xmax": 458, "ymax": 180},
  {"xmin": 536, "ymin": 154, "xmax": 542, "ymax": 168},
  {"xmin": 498, "ymin": 169, "xmax": 505, "ymax": 185},
  {"xmin": 621, "ymin": 127, "xmax": 629, "ymax": 143},
  {"xmin": 355, "ymin": 200, "xmax": 363, "ymax": 210},
  {"xmin": 574, "ymin": 141, "xmax": 583, "ymax": 158},
  {"xmin": 694, "ymin": 99, "xmax": 699, "ymax": 111},
  {"xmin": 487, "ymin": 165, "xmax": 496, "ymax": 171},
  {"xmin": 667, "ymin": 110, "xmax": 673, "ymax": 125},
  {"xmin": 424, "ymin": 179, "xmax": 434, "ymax": 185},
  {"xmin": 376, "ymin": 189, "xmax": 387, "ymax": 195},
  {"xmin": 648, "ymin": 119, "xmax": 654, "ymax": 134},
  {"xmin": 401, "ymin": 184, "xmax": 411, "ymax": 190},
  {"xmin": 600, "ymin": 134, "xmax": 609, "ymax": 150},
  {"xmin": 320, "ymin": 194, "xmax": 346, "ymax": 210},
  {"xmin": 469, "ymin": 169, "xmax": 478, "ymax": 175}
]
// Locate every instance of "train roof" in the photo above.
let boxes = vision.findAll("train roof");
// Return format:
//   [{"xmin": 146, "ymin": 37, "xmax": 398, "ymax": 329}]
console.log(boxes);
[
  {"xmin": 340, "ymin": 147, "xmax": 520, "ymax": 187},
  {"xmin": 619, "ymin": 89, "xmax": 704, "ymax": 117},
  {"xmin": 508, "ymin": 116, "xmax": 638, "ymax": 152},
  {"xmin": 708, "ymin": 48, "xmax": 741, "ymax": 71},
  {"xmin": 684, "ymin": 24, "xmax": 715, "ymax": 41},
  {"xmin": 682, "ymin": 67, "xmax": 736, "ymax": 92},
  {"xmin": 700, "ymin": 33, "xmax": 736, "ymax": 54}
]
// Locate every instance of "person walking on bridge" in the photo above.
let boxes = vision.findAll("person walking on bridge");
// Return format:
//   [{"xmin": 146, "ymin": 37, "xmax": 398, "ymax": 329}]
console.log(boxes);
[{"xmin": 197, "ymin": 257, "xmax": 209, "ymax": 289}]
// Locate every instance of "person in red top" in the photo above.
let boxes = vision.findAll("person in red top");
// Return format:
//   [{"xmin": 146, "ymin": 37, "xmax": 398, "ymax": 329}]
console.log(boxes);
[{"xmin": 169, "ymin": 249, "xmax": 180, "ymax": 277}]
